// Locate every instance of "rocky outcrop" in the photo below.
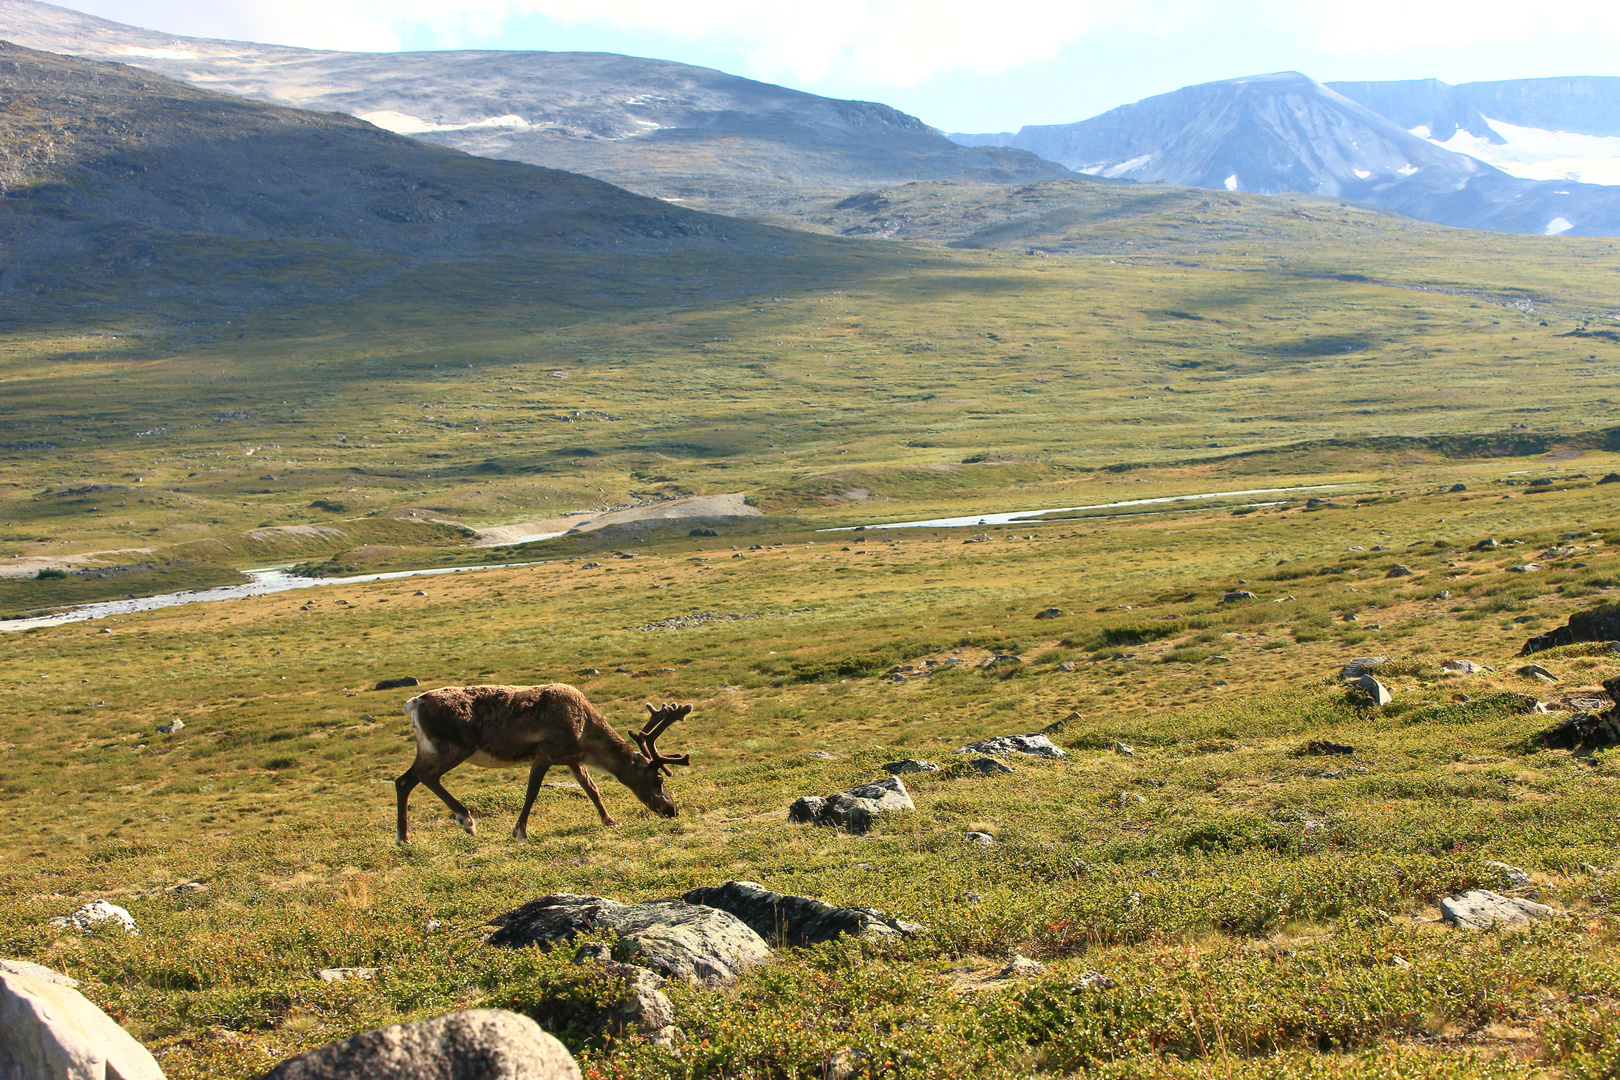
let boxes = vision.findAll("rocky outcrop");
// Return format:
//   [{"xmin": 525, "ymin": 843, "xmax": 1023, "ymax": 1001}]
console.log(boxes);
[
  {"xmin": 682, "ymin": 881, "xmax": 924, "ymax": 948},
  {"xmin": 0, "ymin": 963, "xmax": 165, "ymax": 1080},
  {"xmin": 261, "ymin": 1009, "xmax": 579, "ymax": 1079},
  {"xmin": 1521, "ymin": 604, "xmax": 1620, "ymax": 654},
  {"xmin": 1439, "ymin": 891, "xmax": 1557, "ymax": 930},
  {"xmin": 788, "ymin": 776, "xmax": 915, "ymax": 834},
  {"xmin": 486, "ymin": 895, "xmax": 770, "ymax": 987},
  {"xmin": 955, "ymin": 733, "xmax": 1066, "ymax": 758}
]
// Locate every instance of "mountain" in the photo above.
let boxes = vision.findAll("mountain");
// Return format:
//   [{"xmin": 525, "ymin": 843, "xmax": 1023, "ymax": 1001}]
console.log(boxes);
[
  {"xmin": 1329, "ymin": 77, "xmax": 1620, "ymax": 186},
  {"xmin": 951, "ymin": 72, "xmax": 1620, "ymax": 237},
  {"xmin": 0, "ymin": 41, "xmax": 834, "ymax": 323},
  {"xmin": 0, "ymin": 0, "xmax": 1070, "ymax": 216}
]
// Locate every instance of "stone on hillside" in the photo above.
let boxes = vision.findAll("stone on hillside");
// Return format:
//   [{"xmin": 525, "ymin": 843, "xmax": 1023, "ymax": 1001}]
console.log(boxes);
[
  {"xmin": 0, "ymin": 967, "xmax": 165, "ymax": 1080},
  {"xmin": 1219, "ymin": 591, "xmax": 1257, "ymax": 603},
  {"xmin": 1516, "ymin": 664, "xmax": 1558, "ymax": 681},
  {"xmin": 1539, "ymin": 710, "xmax": 1620, "ymax": 752},
  {"xmin": 571, "ymin": 958, "xmax": 675, "ymax": 1039},
  {"xmin": 683, "ymin": 880, "xmax": 924, "ymax": 947},
  {"xmin": 1449, "ymin": 483, "xmax": 1467, "ymax": 493},
  {"xmin": 1340, "ymin": 657, "xmax": 1387, "ymax": 679},
  {"xmin": 1112, "ymin": 742, "xmax": 1136, "ymax": 756},
  {"xmin": 374, "ymin": 676, "xmax": 420, "ymax": 691},
  {"xmin": 882, "ymin": 759, "xmax": 938, "ymax": 774},
  {"xmin": 1034, "ymin": 607, "xmax": 1064, "ymax": 620},
  {"xmin": 49, "ymin": 900, "xmax": 136, "ymax": 935},
  {"xmin": 578, "ymin": 668, "xmax": 600, "ymax": 676},
  {"xmin": 317, "ymin": 967, "xmax": 377, "ymax": 983},
  {"xmin": 157, "ymin": 719, "xmax": 184, "ymax": 734},
  {"xmin": 1073, "ymin": 971, "xmax": 1116, "ymax": 990},
  {"xmin": 789, "ymin": 776, "xmax": 915, "ymax": 834},
  {"xmin": 1473, "ymin": 538, "xmax": 1500, "ymax": 550},
  {"xmin": 956, "ymin": 733, "xmax": 1065, "ymax": 758},
  {"xmin": 805, "ymin": 751, "xmax": 839, "ymax": 761},
  {"xmin": 1386, "ymin": 565, "xmax": 1415, "ymax": 578},
  {"xmin": 486, "ymin": 895, "xmax": 770, "ymax": 988},
  {"xmin": 1439, "ymin": 890, "xmax": 1556, "ymax": 931},
  {"xmin": 1304, "ymin": 740, "xmax": 1356, "ymax": 756},
  {"xmin": 1508, "ymin": 564, "xmax": 1542, "ymax": 573},
  {"xmin": 965, "ymin": 831, "xmax": 996, "ymax": 846},
  {"xmin": 1057, "ymin": 660, "xmax": 1077, "ymax": 671},
  {"xmin": 962, "ymin": 756, "xmax": 1014, "ymax": 775},
  {"xmin": 1350, "ymin": 675, "xmax": 1393, "ymax": 707},
  {"xmin": 1522, "ymin": 605, "xmax": 1620, "ymax": 655},
  {"xmin": 1600, "ymin": 473, "xmax": 1620, "ymax": 485},
  {"xmin": 1442, "ymin": 659, "xmax": 1487, "ymax": 675},
  {"xmin": 996, "ymin": 954, "xmax": 1046, "ymax": 978},
  {"xmin": 824, "ymin": 1048, "xmax": 871, "ymax": 1080},
  {"xmin": 0, "ymin": 959, "xmax": 77, "ymax": 988},
  {"xmin": 261, "ymin": 1009, "xmax": 579, "ymax": 1080},
  {"xmin": 1484, "ymin": 861, "xmax": 1534, "ymax": 891},
  {"xmin": 1436, "ymin": 590, "xmax": 1451, "ymax": 600}
]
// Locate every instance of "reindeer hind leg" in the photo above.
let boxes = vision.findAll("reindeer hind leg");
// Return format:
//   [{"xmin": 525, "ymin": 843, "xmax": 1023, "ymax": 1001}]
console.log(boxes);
[{"xmin": 513, "ymin": 756, "xmax": 551, "ymax": 841}]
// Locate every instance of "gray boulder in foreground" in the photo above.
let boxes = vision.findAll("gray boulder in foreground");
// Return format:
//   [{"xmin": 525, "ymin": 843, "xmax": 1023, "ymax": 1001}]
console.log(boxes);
[
  {"xmin": 0, "ymin": 964, "xmax": 165, "ymax": 1080},
  {"xmin": 262, "ymin": 1009, "xmax": 578, "ymax": 1079},
  {"xmin": 1351, "ymin": 674, "xmax": 1393, "ymax": 706},
  {"xmin": 956, "ymin": 733, "xmax": 1066, "ymax": 758},
  {"xmin": 1439, "ymin": 890, "xmax": 1557, "ymax": 930},
  {"xmin": 683, "ymin": 880, "xmax": 925, "ymax": 948},
  {"xmin": 485, "ymin": 895, "xmax": 770, "ymax": 987},
  {"xmin": 789, "ymin": 775, "xmax": 915, "ymax": 834}
]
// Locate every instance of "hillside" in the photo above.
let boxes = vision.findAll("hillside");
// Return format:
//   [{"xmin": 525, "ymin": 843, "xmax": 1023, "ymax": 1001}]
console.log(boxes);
[
  {"xmin": 953, "ymin": 73, "xmax": 1620, "ymax": 237},
  {"xmin": 0, "ymin": 0, "xmax": 1070, "ymax": 216},
  {"xmin": 0, "ymin": 42, "xmax": 867, "ymax": 323}
]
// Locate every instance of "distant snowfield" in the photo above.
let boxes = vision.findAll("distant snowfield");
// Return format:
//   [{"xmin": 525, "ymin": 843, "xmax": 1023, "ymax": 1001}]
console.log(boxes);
[
  {"xmin": 358, "ymin": 110, "xmax": 534, "ymax": 135},
  {"xmin": 1425, "ymin": 118, "xmax": 1620, "ymax": 186}
]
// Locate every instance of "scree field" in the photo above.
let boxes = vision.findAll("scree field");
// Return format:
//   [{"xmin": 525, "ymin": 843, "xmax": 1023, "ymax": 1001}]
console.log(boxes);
[{"xmin": 3, "ymin": 205, "xmax": 1620, "ymax": 1078}]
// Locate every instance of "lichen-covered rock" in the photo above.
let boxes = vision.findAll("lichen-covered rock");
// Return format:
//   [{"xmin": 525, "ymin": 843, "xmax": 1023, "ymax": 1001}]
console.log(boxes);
[
  {"xmin": 1439, "ymin": 890, "xmax": 1556, "ymax": 930},
  {"xmin": 485, "ymin": 895, "xmax": 770, "ymax": 987},
  {"xmin": 1350, "ymin": 674, "xmax": 1393, "ymax": 706},
  {"xmin": 1522, "ymin": 604, "xmax": 1620, "ymax": 654},
  {"xmin": 956, "ymin": 733, "xmax": 1066, "ymax": 758},
  {"xmin": 48, "ymin": 900, "xmax": 136, "ymax": 935},
  {"xmin": 261, "ymin": 1009, "xmax": 578, "ymax": 1079},
  {"xmin": 882, "ymin": 759, "xmax": 939, "ymax": 775},
  {"xmin": 1339, "ymin": 657, "xmax": 1387, "ymax": 679},
  {"xmin": 787, "ymin": 776, "xmax": 915, "ymax": 834},
  {"xmin": 0, "ymin": 966, "xmax": 165, "ymax": 1080},
  {"xmin": 682, "ymin": 881, "xmax": 925, "ymax": 948},
  {"xmin": 1539, "ymin": 709, "xmax": 1620, "ymax": 751}
]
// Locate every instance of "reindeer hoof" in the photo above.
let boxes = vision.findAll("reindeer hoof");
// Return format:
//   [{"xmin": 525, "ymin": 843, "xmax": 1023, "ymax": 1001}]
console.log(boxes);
[
  {"xmin": 512, "ymin": 825, "xmax": 527, "ymax": 841},
  {"xmin": 603, "ymin": 817, "xmax": 620, "ymax": 828}
]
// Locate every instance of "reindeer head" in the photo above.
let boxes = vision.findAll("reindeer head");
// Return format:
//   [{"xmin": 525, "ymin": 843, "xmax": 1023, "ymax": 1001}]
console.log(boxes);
[{"xmin": 628, "ymin": 702, "xmax": 692, "ymax": 817}]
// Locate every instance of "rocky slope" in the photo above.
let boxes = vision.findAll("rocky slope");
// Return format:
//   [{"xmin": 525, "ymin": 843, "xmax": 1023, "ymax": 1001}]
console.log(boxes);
[{"xmin": 0, "ymin": 0, "xmax": 1069, "ymax": 216}]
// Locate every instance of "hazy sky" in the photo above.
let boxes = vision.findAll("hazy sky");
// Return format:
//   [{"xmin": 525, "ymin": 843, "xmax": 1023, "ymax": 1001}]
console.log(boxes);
[{"xmin": 51, "ymin": 0, "xmax": 1620, "ymax": 132}]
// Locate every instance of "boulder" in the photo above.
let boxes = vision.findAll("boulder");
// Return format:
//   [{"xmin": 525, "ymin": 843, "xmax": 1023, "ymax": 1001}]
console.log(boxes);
[
  {"xmin": 1218, "ymin": 591, "xmax": 1257, "ymax": 603},
  {"xmin": 1522, "ymin": 604, "xmax": 1620, "ymax": 655},
  {"xmin": 485, "ymin": 895, "xmax": 770, "ymax": 987},
  {"xmin": 1442, "ymin": 659, "xmax": 1487, "ymax": 675},
  {"xmin": 1448, "ymin": 484, "xmax": 1467, "ymax": 493},
  {"xmin": 1340, "ymin": 657, "xmax": 1387, "ymax": 679},
  {"xmin": 156, "ymin": 719, "xmax": 184, "ymax": 735},
  {"xmin": 571, "ymin": 958, "xmax": 675, "ymax": 1039},
  {"xmin": 0, "ymin": 959, "xmax": 77, "ymax": 988},
  {"xmin": 996, "ymin": 955, "xmax": 1046, "ymax": 978},
  {"xmin": 961, "ymin": 756, "xmax": 1014, "ymax": 775},
  {"xmin": 682, "ymin": 881, "xmax": 924, "ymax": 948},
  {"xmin": 805, "ymin": 751, "xmax": 839, "ymax": 761},
  {"xmin": 1472, "ymin": 538, "xmax": 1500, "ymax": 550},
  {"xmin": 965, "ymin": 831, "xmax": 996, "ymax": 846},
  {"xmin": 316, "ymin": 968, "xmax": 377, "ymax": 983},
  {"xmin": 881, "ymin": 759, "xmax": 938, "ymax": 774},
  {"xmin": 1484, "ymin": 861, "xmax": 1534, "ymax": 892},
  {"xmin": 1516, "ymin": 664, "xmax": 1558, "ymax": 681},
  {"xmin": 0, "ymin": 967, "xmax": 165, "ymax": 1080},
  {"xmin": 1508, "ymin": 564, "xmax": 1543, "ymax": 573},
  {"xmin": 1439, "ymin": 891, "xmax": 1556, "ymax": 930},
  {"xmin": 1386, "ymin": 565, "xmax": 1415, "ymax": 578},
  {"xmin": 1600, "ymin": 473, "xmax": 1620, "ymax": 485},
  {"xmin": 955, "ymin": 733, "xmax": 1065, "ymax": 758},
  {"xmin": 1350, "ymin": 674, "xmax": 1393, "ymax": 707},
  {"xmin": 789, "ymin": 776, "xmax": 915, "ymax": 834},
  {"xmin": 373, "ymin": 676, "xmax": 420, "ymax": 691},
  {"xmin": 1057, "ymin": 660, "xmax": 1077, "ymax": 671},
  {"xmin": 1303, "ymin": 740, "xmax": 1355, "ymax": 756},
  {"xmin": 49, "ymin": 901, "xmax": 136, "ymax": 935},
  {"xmin": 1034, "ymin": 607, "xmax": 1064, "ymax": 620},
  {"xmin": 1539, "ymin": 710, "xmax": 1620, "ymax": 751},
  {"xmin": 261, "ymin": 1009, "xmax": 579, "ymax": 1079},
  {"xmin": 1111, "ymin": 742, "xmax": 1136, "ymax": 756}
]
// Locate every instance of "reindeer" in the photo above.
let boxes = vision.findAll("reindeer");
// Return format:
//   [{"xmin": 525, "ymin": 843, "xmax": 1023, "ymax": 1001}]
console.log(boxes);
[{"xmin": 394, "ymin": 683, "xmax": 692, "ymax": 843}]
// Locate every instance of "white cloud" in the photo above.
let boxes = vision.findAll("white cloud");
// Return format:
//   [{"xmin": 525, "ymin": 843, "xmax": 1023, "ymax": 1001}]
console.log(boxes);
[{"xmin": 1279, "ymin": 0, "xmax": 1620, "ymax": 54}]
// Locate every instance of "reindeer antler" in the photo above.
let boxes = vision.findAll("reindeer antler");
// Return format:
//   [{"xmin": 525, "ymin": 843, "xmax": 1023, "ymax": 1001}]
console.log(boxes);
[{"xmin": 633, "ymin": 702, "xmax": 692, "ymax": 774}]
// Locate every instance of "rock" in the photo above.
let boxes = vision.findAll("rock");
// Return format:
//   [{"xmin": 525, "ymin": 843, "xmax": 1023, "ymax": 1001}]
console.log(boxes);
[
  {"xmin": 965, "ymin": 831, "xmax": 996, "ymax": 845},
  {"xmin": 824, "ymin": 1047, "xmax": 871, "ymax": 1080},
  {"xmin": 1484, "ymin": 861, "xmax": 1534, "ymax": 891},
  {"xmin": 1073, "ymin": 971, "xmax": 1116, "ymax": 990},
  {"xmin": 156, "ymin": 719, "xmax": 184, "ymax": 734},
  {"xmin": 1530, "ymin": 477, "xmax": 1554, "ymax": 487},
  {"xmin": 682, "ymin": 881, "xmax": 924, "ymax": 947},
  {"xmin": 996, "ymin": 954, "xmax": 1046, "ymax": 978},
  {"xmin": 1516, "ymin": 664, "xmax": 1558, "ymax": 681},
  {"xmin": 1600, "ymin": 473, "xmax": 1620, "ymax": 485},
  {"xmin": 0, "ymin": 966, "xmax": 165, "ymax": 1080},
  {"xmin": 486, "ymin": 895, "xmax": 770, "ymax": 988},
  {"xmin": 961, "ymin": 756, "xmax": 1014, "ymax": 775},
  {"xmin": 1303, "ymin": 740, "xmax": 1355, "ymax": 756},
  {"xmin": 1522, "ymin": 604, "xmax": 1620, "ymax": 655},
  {"xmin": 689, "ymin": 528, "xmax": 719, "ymax": 537},
  {"xmin": 1342, "ymin": 613, "xmax": 1359, "ymax": 622},
  {"xmin": 1449, "ymin": 483, "xmax": 1467, "ymax": 493},
  {"xmin": 1350, "ymin": 674, "xmax": 1393, "ymax": 707},
  {"xmin": 1439, "ymin": 890, "xmax": 1556, "ymax": 930},
  {"xmin": 956, "ymin": 733, "xmax": 1066, "ymax": 758},
  {"xmin": 1539, "ymin": 710, "xmax": 1620, "ymax": 751},
  {"xmin": 805, "ymin": 751, "xmax": 839, "ymax": 761},
  {"xmin": 882, "ymin": 759, "xmax": 938, "ymax": 774},
  {"xmin": 1034, "ymin": 607, "xmax": 1064, "ymax": 620},
  {"xmin": 1340, "ymin": 657, "xmax": 1387, "ymax": 679},
  {"xmin": 1436, "ymin": 590, "xmax": 1451, "ymax": 600},
  {"xmin": 789, "ymin": 776, "xmax": 915, "ymax": 834},
  {"xmin": 1473, "ymin": 538, "xmax": 1500, "ymax": 550},
  {"xmin": 0, "ymin": 959, "xmax": 78, "ymax": 988},
  {"xmin": 261, "ymin": 1009, "xmax": 579, "ymax": 1079},
  {"xmin": 49, "ymin": 900, "xmax": 136, "ymax": 935},
  {"xmin": 1305, "ymin": 497, "xmax": 1330, "ymax": 508},
  {"xmin": 373, "ymin": 676, "xmax": 420, "ymax": 691},
  {"xmin": 1508, "ymin": 564, "xmax": 1542, "ymax": 573},
  {"xmin": 415, "ymin": 590, "xmax": 428, "ymax": 596},
  {"xmin": 1219, "ymin": 591, "xmax": 1257, "ymax": 602},
  {"xmin": 316, "ymin": 967, "xmax": 377, "ymax": 983},
  {"xmin": 171, "ymin": 881, "xmax": 207, "ymax": 894},
  {"xmin": 1386, "ymin": 565, "xmax": 1415, "ymax": 578},
  {"xmin": 587, "ymin": 962, "xmax": 675, "ymax": 1038},
  {"xmin": 578, "ymin": 668, "xmax": 600, "ymax": 676},
  {"xmin": 1112, "ymin": 742, "xmax": 1136, "ymax": 756},
  {"xmin": 1442, "ymin": 660, "xmax": 1487, "ymax": 675},
  {"xmin": 1057, "ymin": 660, "xmax": 1077, "ymax": 671}
]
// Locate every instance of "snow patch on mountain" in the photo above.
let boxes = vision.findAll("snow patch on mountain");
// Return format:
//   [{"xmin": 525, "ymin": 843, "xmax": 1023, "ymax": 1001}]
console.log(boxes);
[
  {"xmin": 1427, "ymin": 118, "xmax": 1620, "ymax": 185},
  {"xmin": 359, "ymin": 111, "xmax": 536, "ymax": 136}
]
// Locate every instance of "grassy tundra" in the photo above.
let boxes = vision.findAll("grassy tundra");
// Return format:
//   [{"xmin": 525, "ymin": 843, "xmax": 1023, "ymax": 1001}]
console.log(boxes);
[{"xmin": 1, "ymin": 210, "xmax": 1619, "ymax": 1077}]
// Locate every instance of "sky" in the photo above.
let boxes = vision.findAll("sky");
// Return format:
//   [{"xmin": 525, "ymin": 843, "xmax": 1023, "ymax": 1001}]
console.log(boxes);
[{"xmin": 48, "ymin": 0, "xmax": 1620, "ymax": 133}]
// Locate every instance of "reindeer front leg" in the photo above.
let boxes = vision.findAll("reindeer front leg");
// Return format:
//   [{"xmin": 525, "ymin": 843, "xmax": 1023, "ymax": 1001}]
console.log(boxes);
[
  {"xmin": 513, "ymin": 755, "xmax": 550, "ymax": 840},
  {"xmin": 571, "ymin": 765, "xmax": 619, "ymax": 827}
]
